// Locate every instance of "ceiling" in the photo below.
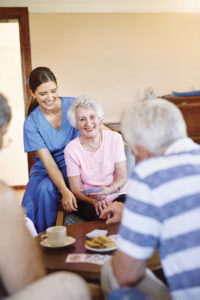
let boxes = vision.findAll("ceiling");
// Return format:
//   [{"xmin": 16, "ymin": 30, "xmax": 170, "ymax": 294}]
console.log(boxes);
[{"xmin": 0, "ymin": 0, "xmax": 200, "ymax": 13}]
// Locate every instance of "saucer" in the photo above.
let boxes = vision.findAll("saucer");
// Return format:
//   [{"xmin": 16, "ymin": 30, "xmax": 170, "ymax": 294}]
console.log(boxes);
[
  {"xmin": 85, "ymin": 244, "xmax": 117, "ymax": 253},
  {"xmin": 40, "ymin": 236, "xmax": 76, "ymax": 248}
]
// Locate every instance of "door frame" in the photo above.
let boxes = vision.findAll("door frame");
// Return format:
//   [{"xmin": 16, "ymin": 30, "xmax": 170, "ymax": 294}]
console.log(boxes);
[{"xmin": 0, "ymin": 7, "xmax": 33, "ymax": 174}]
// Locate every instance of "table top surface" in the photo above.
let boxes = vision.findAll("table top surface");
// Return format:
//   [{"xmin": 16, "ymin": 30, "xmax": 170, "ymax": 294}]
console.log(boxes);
[{"xmin": 37, "ymin": 220, "xmax": 160, "ymax": 281}]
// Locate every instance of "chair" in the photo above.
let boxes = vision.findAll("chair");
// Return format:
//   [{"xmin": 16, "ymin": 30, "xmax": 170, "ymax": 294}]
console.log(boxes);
[
  {"xmin": 56, "ymin": 202, "xmax": 64, "ymax": 226},
  {"xmin": 56, "ymin": 201, "xmax": 86, "ymax": 226}
]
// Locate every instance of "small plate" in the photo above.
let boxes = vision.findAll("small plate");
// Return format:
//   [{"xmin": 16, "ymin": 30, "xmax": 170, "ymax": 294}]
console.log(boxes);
[
  {"xmin": 85, "ymin": 244, "xmax": 117, "ymax": 253},
  {"xmin": 40, "ymin": 236, "xmax": 76, "ymax": 249}
]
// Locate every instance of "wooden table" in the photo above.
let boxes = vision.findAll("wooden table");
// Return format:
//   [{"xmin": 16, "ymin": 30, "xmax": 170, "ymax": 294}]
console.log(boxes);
[{"xmin": 37, "ymin": 221, "xmax": 161, "ymax": 282}]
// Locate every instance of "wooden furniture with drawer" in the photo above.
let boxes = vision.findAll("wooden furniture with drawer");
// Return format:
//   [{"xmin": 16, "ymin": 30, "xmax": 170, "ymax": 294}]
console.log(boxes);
[{"xmin": 162, "ymin": 95, "xmax": 200, "ymax": 144}]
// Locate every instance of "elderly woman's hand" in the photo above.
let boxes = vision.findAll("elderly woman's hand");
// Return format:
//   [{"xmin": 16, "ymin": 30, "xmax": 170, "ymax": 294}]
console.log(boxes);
[
  {"xmin": 62, "ymin": 190, "xmax": 78, "ymax": 212},
  {"xmin": 94, "ymin": 198, "xmax": 112, "ymax": 216}
]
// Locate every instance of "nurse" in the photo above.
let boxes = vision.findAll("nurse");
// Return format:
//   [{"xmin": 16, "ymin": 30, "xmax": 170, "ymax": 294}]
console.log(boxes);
[{"xmin": 22, "ymin": 67, "xmax": 79, "ymax": 233}]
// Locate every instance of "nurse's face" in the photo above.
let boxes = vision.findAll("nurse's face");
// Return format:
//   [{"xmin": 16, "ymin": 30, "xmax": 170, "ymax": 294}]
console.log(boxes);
[{"xmin": 32, "ymin": 81, "xmax": 59, "ymax": 111}]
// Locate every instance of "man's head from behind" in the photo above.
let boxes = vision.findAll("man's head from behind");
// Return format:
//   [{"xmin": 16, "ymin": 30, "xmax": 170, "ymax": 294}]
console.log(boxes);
[
  {"xmin": 0, "ymin": 94, "xmax": 11, "ymax": 149},
  {"xmin": 121, "ymin": 98, "xmax": 187, "ymax": 162}
]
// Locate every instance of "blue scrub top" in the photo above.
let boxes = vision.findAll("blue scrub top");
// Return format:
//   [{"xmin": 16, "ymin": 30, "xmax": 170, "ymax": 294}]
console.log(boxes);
[{"xmin": 23, "ymin": 97, "xmax": 79, "ymax": 174}]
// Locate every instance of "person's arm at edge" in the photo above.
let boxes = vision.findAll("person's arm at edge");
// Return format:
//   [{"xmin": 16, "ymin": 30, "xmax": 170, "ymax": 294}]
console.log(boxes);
[
  {"xmin": 0, "ymin": 182, "xmax": 46, "ymax": 294},
  {"xmin": 36, "ymin": 148, "xmax": 78, "ymax": 212},
  {"xmin": 112, "ymin": 250, "xmax": 146, "ymax": 286}
]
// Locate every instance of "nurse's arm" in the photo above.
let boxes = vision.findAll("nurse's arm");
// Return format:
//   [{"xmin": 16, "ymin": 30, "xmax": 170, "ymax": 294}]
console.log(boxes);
[{"xmin": 36, "ymin": 148, "xmax": 78, "ymax": 211}]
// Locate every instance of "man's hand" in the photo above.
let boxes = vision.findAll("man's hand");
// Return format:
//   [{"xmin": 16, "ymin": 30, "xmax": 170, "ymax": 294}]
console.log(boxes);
[{"xmin": 100, "ymin": 201, "xmax": 124, "ymax": 224}]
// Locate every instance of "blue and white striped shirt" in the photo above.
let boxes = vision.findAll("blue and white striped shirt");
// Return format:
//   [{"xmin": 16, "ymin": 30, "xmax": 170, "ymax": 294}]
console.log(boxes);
[{"xmin": 118, "ymin": 138, "xmax": 200, "ymax": 300}]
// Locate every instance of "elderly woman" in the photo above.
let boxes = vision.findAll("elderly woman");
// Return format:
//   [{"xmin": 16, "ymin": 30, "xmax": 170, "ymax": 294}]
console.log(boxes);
[{"xmin": 64, "ymin": 95, "xmax": 127, "ymax": 221}]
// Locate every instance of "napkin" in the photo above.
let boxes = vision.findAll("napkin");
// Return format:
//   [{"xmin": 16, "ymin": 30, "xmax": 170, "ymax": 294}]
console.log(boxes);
[{"xmin": 86, "ymin": 229, "xmax": 108, "ymax": 239}]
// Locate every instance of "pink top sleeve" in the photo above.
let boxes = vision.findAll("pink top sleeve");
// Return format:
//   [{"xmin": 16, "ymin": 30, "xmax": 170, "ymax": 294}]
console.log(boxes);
[{"xmin": 64, "ymin": 138, "xmax": 81, "ymax": 177}]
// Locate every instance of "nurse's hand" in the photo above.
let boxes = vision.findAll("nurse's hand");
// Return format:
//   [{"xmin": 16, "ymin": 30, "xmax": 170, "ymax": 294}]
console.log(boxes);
[{"xmin": 62, "ymin": 190, "xmax": 78, "ymax": 212}]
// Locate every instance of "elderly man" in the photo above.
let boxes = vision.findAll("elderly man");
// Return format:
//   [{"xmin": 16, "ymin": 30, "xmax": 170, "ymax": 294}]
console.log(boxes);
[
  {"xmin": 0, "ymin": 94, "xmax": 90, "ymax": 300},
  {"xmin": 100, "ymin": 98, "xmax": 200, "ymax": 300}
]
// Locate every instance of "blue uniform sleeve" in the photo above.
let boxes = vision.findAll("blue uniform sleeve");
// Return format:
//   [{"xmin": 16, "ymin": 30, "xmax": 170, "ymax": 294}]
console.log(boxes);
[{"xmin": 23, "ymin": 115, "xmax": 47, "ymax": 152}]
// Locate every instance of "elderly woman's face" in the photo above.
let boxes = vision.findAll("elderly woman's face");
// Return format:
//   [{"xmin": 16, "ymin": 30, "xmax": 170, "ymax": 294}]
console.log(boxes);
[{"xmin": 76, "ymin": 106, "xmax": 100, "ymax": 138}]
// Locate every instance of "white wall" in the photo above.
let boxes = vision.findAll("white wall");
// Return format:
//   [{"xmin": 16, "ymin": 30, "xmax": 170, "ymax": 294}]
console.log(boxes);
[{"xmin": 0, "ymin": 22, "xmax": 29, "ymax": 186}]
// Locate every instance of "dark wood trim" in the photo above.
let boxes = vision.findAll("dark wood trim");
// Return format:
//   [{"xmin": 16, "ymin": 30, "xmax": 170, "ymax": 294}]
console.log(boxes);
[
  {"xmin": 0, "ymin": 7, "xmax": 32, "ymax": 109},
  {"xmin": 0, "ymin": 7, "xmax": 32, "ymax": 172},
  {"xmin": 12, "ymin": 185, "xmax": 26, "ymax": 190}
]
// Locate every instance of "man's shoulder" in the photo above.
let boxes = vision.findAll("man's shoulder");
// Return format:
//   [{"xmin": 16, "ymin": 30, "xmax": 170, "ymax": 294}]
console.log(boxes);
[
  {"xmin": 132, "ymin": 148, "xmax": 200, "ymax": 187},
  {"xmin": 134, "ymin": 155, "xmax": 167, "ymax": 176}
]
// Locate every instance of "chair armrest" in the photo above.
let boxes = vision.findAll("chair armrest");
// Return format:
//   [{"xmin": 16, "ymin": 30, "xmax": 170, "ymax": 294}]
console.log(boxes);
[{"xmin": 56, "ymin": 202, "xmax": 64, "ymax": 226}]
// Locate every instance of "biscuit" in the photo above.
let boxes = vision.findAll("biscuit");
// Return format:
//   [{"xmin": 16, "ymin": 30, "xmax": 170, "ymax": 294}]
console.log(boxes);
[
  {"xmin": 94, "ymin": 235, "xmax": 112, "ymax": 244},
  {"xmin": 85, "ymin": 235, "xmax": 116, "ymax": 249},
  {"xmin": 103, "ymin": 241, "xmax": 115, "ymax": 248},
  {"xmin": 85, "ymin": 240, "xmax": 101, "ymax": 248}
]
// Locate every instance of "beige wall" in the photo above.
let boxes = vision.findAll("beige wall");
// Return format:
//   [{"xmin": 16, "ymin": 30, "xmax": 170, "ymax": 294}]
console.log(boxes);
[
  {"xmin": 0, "ymin": 23, "xmax": 28, "ymax": 186},
  {"xmin": 29, "ymin": 13, "xmax": 200, "ymax": 122}
]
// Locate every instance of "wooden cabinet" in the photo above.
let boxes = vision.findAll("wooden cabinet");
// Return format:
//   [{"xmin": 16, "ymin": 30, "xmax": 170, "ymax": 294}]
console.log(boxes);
[{"xmin": 162, "ymin": 95, "xmax": 200, "ymax": 144}]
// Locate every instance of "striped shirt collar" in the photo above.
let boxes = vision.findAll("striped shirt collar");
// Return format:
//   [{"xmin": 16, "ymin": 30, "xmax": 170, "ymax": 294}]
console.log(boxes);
[{"xmin": 164, "ymin": 137, "xmax": 199, "ymax": 155}]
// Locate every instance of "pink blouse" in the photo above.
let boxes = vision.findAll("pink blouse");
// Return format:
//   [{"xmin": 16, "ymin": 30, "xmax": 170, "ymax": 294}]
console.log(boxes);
[{"xmin": 64, "ymin": 130, "xmax": 127, "ymax": 201}]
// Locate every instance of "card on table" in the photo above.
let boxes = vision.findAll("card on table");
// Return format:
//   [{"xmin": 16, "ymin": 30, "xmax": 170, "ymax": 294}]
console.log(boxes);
[{"xmin": 66, "ymin": 254, "xmax": 111, "ymax": 265}]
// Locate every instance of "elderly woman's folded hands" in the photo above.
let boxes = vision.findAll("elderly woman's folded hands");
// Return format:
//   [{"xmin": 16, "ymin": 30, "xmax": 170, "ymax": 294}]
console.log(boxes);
[{"xmin": 94, "ymin": 198, "xmax": 112, "ymax": 216}]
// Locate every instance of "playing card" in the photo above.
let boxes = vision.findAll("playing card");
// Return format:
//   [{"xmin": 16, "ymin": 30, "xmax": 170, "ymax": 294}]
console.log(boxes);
[
  {"xmin": 65, "ymin": 254, "xmax": 111, "ymax": 265},
  {"xmin": 86, "ymin": 254, "xmax": 111, "ymax": 265},
  {"xmin": 65, "ymin": 254, "xmax": 93, "ymax": 263}
]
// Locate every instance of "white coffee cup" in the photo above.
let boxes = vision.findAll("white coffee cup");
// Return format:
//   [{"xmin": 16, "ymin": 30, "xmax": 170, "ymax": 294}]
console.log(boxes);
[{"xmin": 41, "ymin": 226, "xmax": 67, "ymax": 246}]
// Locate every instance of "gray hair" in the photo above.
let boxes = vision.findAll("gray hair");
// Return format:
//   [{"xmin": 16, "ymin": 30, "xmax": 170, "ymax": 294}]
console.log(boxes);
[
  {"xmin": 121, "ymin": 98, "xmax": 187, "ymax": 155},
  {"xmin": 67, "ymin": 95, "xmax": 104, "ymax": 128},
  {"xmin": 0, "ymin": 94, "xmax": 11, "ymax": 130}
]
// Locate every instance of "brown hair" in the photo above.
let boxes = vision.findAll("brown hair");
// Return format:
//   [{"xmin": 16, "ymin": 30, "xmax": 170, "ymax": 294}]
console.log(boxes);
[{"xmin": 27, "ymin": 67, "xmax": 57, "ymax": 115}]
